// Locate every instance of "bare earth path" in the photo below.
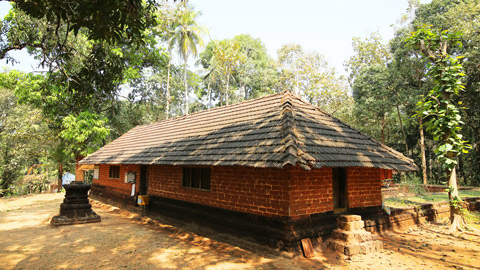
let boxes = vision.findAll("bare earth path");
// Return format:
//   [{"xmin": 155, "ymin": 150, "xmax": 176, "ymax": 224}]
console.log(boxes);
[{"xmin": 1, "ymin": 193, "xmax": 479, "ymax": 270}]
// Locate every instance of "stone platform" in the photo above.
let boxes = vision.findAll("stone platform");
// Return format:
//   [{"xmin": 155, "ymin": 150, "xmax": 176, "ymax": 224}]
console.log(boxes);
[{"xmin": 326, "ymin": 214, "xmax": 383, "ymax": 256}]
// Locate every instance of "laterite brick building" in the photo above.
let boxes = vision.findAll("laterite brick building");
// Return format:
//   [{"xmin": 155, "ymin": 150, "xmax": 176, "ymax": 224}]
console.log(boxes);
[{"xmin": 80, "ymin": 90, "xmax": 417, "ymax": 249}]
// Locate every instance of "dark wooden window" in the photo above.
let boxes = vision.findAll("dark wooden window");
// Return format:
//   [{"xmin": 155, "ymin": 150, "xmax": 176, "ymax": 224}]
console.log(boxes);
[
  {"xmin": 109, "ymin": 165, "xmax": 120, "ymax": 179},
  {"xmin": 182, "ymin": 167, "xmax": 210, "ymax": 190}
]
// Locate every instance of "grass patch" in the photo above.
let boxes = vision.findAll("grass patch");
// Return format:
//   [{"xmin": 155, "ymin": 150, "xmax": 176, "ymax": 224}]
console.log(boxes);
[
  {"xmin": 385, "ymin": 190, "xmax": 480, "ymax": 208},
  {"xmin": 464, "ymin": 211, "xmax": 480, "ymax": 230}
]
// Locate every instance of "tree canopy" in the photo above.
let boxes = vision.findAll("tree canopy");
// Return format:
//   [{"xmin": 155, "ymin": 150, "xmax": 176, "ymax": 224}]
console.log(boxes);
[{"xmin": 1, "ymin": 0, "xmax": 480, "ymax": 196}]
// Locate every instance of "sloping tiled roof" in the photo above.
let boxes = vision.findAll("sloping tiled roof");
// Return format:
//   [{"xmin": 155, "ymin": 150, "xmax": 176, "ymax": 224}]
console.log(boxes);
[{"xmin": 80, "ymin": 91, "xmax": 418, "ymax": 171}]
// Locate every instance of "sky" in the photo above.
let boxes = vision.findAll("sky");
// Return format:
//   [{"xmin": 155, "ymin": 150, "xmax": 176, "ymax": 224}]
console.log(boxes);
[{"xmin": 0, "ymin": 0, "xmax": 430, "ymax": 74}]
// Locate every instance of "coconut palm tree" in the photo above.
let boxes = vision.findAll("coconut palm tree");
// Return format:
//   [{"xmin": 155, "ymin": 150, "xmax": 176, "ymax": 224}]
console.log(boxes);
[
  {"xmin": 170, "ymin": 4, "xmax": 205, "ymax": 115},
  {"xmin": 156, "ymin": 3, "xmax": 178, "ymax": 119}
]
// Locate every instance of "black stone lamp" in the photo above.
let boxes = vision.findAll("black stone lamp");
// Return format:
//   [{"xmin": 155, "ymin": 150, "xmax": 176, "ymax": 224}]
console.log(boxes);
[{"xmin": 51, "ymin": 181, "xmax": 101, "ymax": 226}]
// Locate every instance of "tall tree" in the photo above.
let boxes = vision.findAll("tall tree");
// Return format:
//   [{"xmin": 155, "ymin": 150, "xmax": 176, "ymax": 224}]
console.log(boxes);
[
  {"xmin": 389, "ymin": 0, "xmax": 480, "ymax": 186},
  {"xmin": 350, "ymin": 65, "xmax": 397, "ymax": 144},
  {"xmin": 277, "ymin": 44, "xmax": 303, "ymax": 95},
  {"xmin": 278, "ymin": 44, "xmax": 351, "ymax": 117},
  {"xmin": 390, "ymin": 27, "xmax": 433, "ymax": 184},
  {"xmin": 199, "ymin": 35, "xmax": 277, "ymax": 107},
  {"xmin": 0, "ymin": 71, "xmax": 51, "ymax": 195},
  {"xmin": 2, "ymin": 4, "xmax": 167, "ymax": 184},
  {"xmin": 344, "ymin": 32, "xmax": 391, "ymax": 84},
  {"xmin": 346, "ymin": 32, "xmax": 418, "ymax": 158},
  {"xmin": 440, "ymin": 0, "xmax": 480, "ymax": 186},
  {"xmin": 232, "ymin": 35, "xmax": 277, "ymax": 100},
  {"xmin": 157, "ymin": 3, "xmax": 180, "ymax": 119},
  {"xmin": 407, "ymin": 26, "xmax": 470, "ymax": 231},
  {"xmin": 210, "ymin": 39, "xmax": 245, "ymax": 105},
  {"xmin": 170, "ymin": 4, "xmax": 205, "ymax": 115}
]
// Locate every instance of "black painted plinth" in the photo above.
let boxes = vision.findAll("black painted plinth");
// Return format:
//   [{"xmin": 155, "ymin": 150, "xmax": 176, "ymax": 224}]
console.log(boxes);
[{"xmin": 51, "ymin": 181, "xmax": 101, "ymax": 226}]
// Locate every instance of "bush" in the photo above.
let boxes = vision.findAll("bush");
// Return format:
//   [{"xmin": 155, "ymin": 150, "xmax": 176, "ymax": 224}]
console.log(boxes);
[
  {"xmin": 399, "ymin": 173, "xmax": 426, "ymax": 196},
  {"xmin": 6, "ymin": 174, "xmax": 53, "ymax": 197}
]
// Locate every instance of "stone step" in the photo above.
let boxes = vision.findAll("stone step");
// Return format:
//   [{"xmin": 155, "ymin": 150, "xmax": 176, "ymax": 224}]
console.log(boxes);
[
  {"xmin": 331, "ymin": 229, "xmax": 374, "ymax": 243},
  {"xmin": 338, "ymin": 214, "xmax": 362, "ymax": 222},
  {"xmin": 326, "ymin": 239, "xmax": 383, "ymax": 256},
  {"xmin": 337, "ymin": 220, "xmax": 364, "ymax": 231}
]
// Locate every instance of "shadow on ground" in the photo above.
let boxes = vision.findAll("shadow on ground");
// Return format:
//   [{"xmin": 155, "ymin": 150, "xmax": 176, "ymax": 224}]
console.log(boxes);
[{"xmin": 1, "ymin": 193, "xmax": 479, "ymax": 270}]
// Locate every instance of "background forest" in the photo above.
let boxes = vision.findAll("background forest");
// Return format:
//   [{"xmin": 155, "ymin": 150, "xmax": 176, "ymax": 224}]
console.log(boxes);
[{"xmin": 0, "ymin": 0, "xmax": 479, "ymax": 196}]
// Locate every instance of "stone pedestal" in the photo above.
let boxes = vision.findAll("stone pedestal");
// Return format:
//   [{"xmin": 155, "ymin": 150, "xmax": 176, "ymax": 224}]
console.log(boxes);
[
  {"xmin": 51, "ymin": 181, "xmax": 101, "ymax": 226},
  {"xmin": 326, "ymin": 214, "xmax": 383, "ymax": 256}
]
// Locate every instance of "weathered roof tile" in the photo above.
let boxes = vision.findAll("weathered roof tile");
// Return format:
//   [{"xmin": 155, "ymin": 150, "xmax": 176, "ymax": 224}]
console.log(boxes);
[{"xmin": 80, "ymin": 91, "xmax": 418, "ymax": 171}]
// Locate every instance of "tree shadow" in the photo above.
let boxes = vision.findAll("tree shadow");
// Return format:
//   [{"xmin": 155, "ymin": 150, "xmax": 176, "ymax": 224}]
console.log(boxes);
[
  {"xmin": 379, "ymin": 229, "xmax": 480, "ymax": 269},
  {"xmin": 1, "ymin": 195, "xmax": 329, "ymax": 270}
]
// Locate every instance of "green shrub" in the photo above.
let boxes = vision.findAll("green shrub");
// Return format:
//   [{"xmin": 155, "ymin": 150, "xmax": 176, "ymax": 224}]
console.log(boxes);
[{"xmin": 399, "ymin": 173, "xmax": 426, "ymax": 196}]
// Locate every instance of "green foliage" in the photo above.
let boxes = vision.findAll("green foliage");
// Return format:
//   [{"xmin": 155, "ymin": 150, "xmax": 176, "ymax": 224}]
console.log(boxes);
[
  {"xmin": 343, "ymin": 0, "xmax": 480, "ymax": 187},
  {"xmin": 9, "ymin": 173, "xmax": 51, "ymax": 196},
  {"xmin": 207, "ymin": 39, "xmax": 245, "ymax": 105},
  {"xmin": 385, "ymin": 189, "xmax": 480, "ymax": 208},
  {"xmin": 11, "ymin": 0, "xmax": 157, "ymax": 44},
  {"xmin": 449, "ymin": 194, "xmax": 464, "ymax": 211},
  {"xmin": 0, "ymin": 71, "xmax": 52, "ymax": 196},
  {"xmin": 3, "ymin": 4, "xmax": 167, "ymax": 159},
  {"xmin": 232, "ymin": 35, "xmax": 278, "ymax": 99},
  {"xmin": 344, "ymin": 32, "xmax": 391, "ymax": 84},
  {"xmin": 277, "ymin": 43, "xmax": 351, "ymax": 117},
  {"xmin": 200, "ymin": 34, "xmax": 277, "ymax": 107},
  {"xmin": 406, "ymin": 26, "xmax": 471, "ymax": 171},
  {"xmin": 170, "ymin": 4, "xmax": 206, "ymax": 63},
  {"xmin": 346, "ymin": 33, "xmax": 414, "ymax": 150},
  {"xmin": 351, "ymin": 65, "xmax": 397, "ymax": 143},
  {"xmin": 403, "ymin": 0, "xmax": 480, "ymax": 186},
  {"xmin": 60, "ymin": 111, "xmax": 110, "ymax": 157},
  {"xmin": 169, "ymin": 3, "xmax": 206, "ymax": 115},
  {"xmin": 401, "ymin": 173, "xmax": 426, "ymax": 196},
  {"xmin": 155, "ymin": 2, "xmax": 181, "ymax": 119}
]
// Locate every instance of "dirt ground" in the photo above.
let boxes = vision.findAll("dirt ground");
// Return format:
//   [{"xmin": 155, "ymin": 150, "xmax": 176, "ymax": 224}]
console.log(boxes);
[{"xmin": 1, "ymin": 193, "xmax": 480, "ymax": 270}]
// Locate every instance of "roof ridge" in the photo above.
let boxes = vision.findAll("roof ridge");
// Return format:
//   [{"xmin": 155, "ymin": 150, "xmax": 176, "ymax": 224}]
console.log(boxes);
[{"xmin": 280, "ymin": 91, "xmax": 311, "ymax": 170}]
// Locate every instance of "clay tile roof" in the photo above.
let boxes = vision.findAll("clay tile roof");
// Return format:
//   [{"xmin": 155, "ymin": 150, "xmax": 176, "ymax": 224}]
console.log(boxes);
[{"xmin": 80, "ymin": 90, "xmax": 418, "ymax": 171}]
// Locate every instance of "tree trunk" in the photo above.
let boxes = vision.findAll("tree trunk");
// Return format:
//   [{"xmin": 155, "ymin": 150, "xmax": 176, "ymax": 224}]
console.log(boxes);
[
  {"xmin": 226, "ymin": 74, "xmax": 230, "ymax": 105},
  {"xmin": 207, "ymin": 80, "xmax": 211, "ymax": 108},
  {"xmin": 458, "ymin": 155, "xmax": 465, "ymax": 186},
  {"xmin": 242, "ymin": 83, "xmax": 247, "ymax": 100},
  {"xmin": 396, "ymin": 105, "xmax": 409, "ymax": 154},
  {"xmin": 419, "ymin": 117, "xmax": 428, "ymax": 185},
  {"xmin": 381, "ymin": 116, "xmax": 386, "ymax": 144},
  {"xmin": 295, "ymin": 68, "xmax": 299, "ymax": 95},
  {"xmin": 166, "ymin": 53, "xmax": 171, "ymax": 119},
  {"xmin": 183, "ymin": 58, "xmax": 188, "ymax": 115},
  {"xmin": 448, "ymin": 167, "xmax": 466, "ymax": 231},
  {"xmin": 219, "ymin": 81, "xmax": 223, "ymax": 106},
  {"xmin": 57, "ymin": 162, "xmax": 63, "ymax": 193}
]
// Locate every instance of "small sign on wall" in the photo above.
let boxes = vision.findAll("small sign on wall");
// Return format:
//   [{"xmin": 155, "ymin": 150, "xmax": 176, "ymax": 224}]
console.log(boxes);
[
  {"xmin": 93, "ymin": 166, "xmax": 99, "ymax": 180},
  {"xmin": 125, "ymin": 172, "xmax": 136, "ymax": 183}
]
